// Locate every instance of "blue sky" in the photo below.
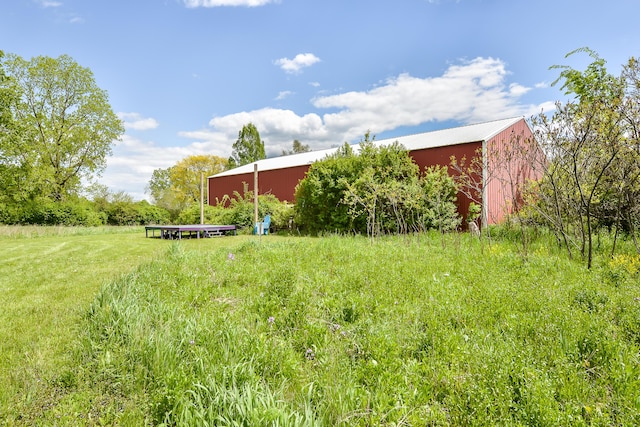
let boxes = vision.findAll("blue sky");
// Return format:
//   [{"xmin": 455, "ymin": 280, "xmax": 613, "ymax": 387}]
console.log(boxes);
[{"xmin": 2, "ymin": 0, "xmax": 639, "ymax": 200}]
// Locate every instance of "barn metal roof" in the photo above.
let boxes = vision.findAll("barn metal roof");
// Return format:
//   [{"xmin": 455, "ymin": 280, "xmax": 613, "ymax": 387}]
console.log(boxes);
[{"xmin": 211, "ymin": 117, "xmax": 524, "ymax": 178}]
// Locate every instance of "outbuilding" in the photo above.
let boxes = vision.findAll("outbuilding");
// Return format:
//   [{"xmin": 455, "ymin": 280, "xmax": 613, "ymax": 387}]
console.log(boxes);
[{"xmin": 208, "ymin": 117, "xmax": 540, "ymax": 226}]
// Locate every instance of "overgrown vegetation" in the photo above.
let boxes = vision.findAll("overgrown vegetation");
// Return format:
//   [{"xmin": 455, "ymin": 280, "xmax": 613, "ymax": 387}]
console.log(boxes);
[
  {"xmin": 527, "ymin": 49, "xmax": 640, "ymax": 267},
  {"xmin": 0, "ymin": 196, "xmax": 170, "ymax": 226},
  {"xmin": 2, "ymin": 228, "xmax": 639, "ymax": 425},
  {"xmin": 446, "ymin": 50, "xmax": 640, "ymax": 267},
  {"xmin": 179, "ymin": 187, "xmax": 293, "ymax": 233},
  {"xmin": 0, "ymin": 227, "xmax": 165, "ymax": 426},
  {"xmin": 294, "ymin": 134, "xmax": 460, "ymax": 236}
]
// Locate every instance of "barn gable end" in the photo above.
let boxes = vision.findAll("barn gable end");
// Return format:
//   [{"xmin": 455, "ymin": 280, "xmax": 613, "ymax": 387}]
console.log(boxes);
[{"xmin": 484, "ymin": 119, "xmax": 540, "ymax": 224}]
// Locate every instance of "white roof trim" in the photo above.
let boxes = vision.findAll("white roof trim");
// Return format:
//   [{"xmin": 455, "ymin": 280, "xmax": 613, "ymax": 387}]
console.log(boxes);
[{"xmin": 211, "ymin": 117, "xmax": 524, "ymax": 178}]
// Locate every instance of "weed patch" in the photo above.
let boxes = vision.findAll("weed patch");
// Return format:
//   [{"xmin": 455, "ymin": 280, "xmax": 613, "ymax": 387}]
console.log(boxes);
[
  {"xmin": 69, "ymin": 234, "xmax": 640, "ymax": 425},
  {"xmin": 3, "ymin": 230, "xmax": 640, "ymax": 425}
]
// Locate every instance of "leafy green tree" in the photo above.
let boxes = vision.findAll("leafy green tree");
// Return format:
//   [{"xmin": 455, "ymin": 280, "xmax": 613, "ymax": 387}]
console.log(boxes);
[
  {"xmin": 0, "ymin": 50, "xmax": 15, "ymax": 135},
  {"xmin": 170, "ymin": 154, "xmax": 227, "ymax": 208},
  {"xmin": 529, "ymin": 49, "xmax": 640, "ymax": 267},
  {"xmin": 228, "ymin": 123, "xmax": 265, "ymax": 168},
  {"xmin": 0, "ymin": 54, "xmax": 124, "ymax": 201},
  {"xmin": 147, "ymin": 167, "xmax": 174, "ymax": 206},
  {"xmin": 282, "ymin": 139, "xmax": 310, "ymax": 155},
  {"xmin": 615, "ymin": 57, "xmax": 640, "ymax": 251},
  {"xmin": 0, "ymin": 51, "xmax": 22, "ymax": 211},
  {"xmin": 147, "ymin": 154, "xmax": 228, "ymax": 219}
]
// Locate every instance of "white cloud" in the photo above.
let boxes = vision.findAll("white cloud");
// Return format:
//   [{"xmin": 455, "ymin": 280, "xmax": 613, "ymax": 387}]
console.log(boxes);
[
  {"xmin": 118, "ymin": 112, "xmax": 159, "ymax": 131},
  {"xmin": 103, "ymin": 56, "xmax": 554, "ymax": 199},
  {"xmin": 183, "ymin": 0, "xmax": 276, "ymax": 7},
  {"xmin": 275, "ymin": 90, "xmax": 294, "ymax": 100},
  {"xmin": 172, "ymin": 108, "xmax": 329, "ymax": 159},
  {"xmin": 102, "ymin": 133, "xmax": 232, "ymax": 200},
  {"xmin": 191, "ymin": 57, "xmax": 551, "ymax": 155},
  {"xmin": 509, "ymin": 83, "xmax": 530, "ymax": 97},
  {"xmin": 528, "ymin": 101, "xmax": 556, "ymax": 116},
  {"xmin": 211, "ymin": 108, "xmax": 326, "ymax": 140},
  {"xmin": 36, "ymin": 0, "xmax": 62, "ymax": 7},
  {"xmin": 311, "ymin": 57, "xmax": 541, "ymax": 138},
  {"xmin": 274, "ymin": 53, "xmax": 321, "ymax": 74}
]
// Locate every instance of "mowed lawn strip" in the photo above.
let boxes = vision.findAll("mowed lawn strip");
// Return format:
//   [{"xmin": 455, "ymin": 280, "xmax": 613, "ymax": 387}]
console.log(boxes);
[{"xmin": 0, "ymin": 228, "xmax": 170, "ymax": 422}]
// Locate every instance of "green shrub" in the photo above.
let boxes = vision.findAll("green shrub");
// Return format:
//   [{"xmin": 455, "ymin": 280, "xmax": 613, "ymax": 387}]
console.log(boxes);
[
  {"xmin": 419, "ymin": 165, "xmax": 461, "ymax": 232},
  {"xmin": 19, "ymin": 198, "xmax": 106, "ymax": 226},
  {"xmin": 0, "ymin": 202, "xmax": 21, "ymax": 224},
  {"xmin": 179, "ymin": 190, "xmax": 293, "ymax": 232},
  {"xmin": 294, "ymin": 142, "xmax": 363, "ymax": 234},
  {"xmin": 132, "ymin": 200, "xmax": 171, "ymax": 225},
  {"xmin": 105, "ymin": 200, "xmax": 170, "ymax": 225},
  {"xmin": 294, "ymin": 139, "xmax": 460, "ymax": 235},
  {"xmin": 1, "ymin": 198, "xmax": 170, "ymax": 226}
]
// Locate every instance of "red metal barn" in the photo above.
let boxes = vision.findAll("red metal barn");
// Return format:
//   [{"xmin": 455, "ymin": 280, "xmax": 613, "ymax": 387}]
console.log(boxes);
[{"xmin": 208, "ymin": 117, "xmax": 540, "ymax": 226}]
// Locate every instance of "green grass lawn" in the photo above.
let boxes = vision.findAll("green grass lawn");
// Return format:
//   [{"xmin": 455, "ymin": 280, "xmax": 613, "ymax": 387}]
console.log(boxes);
[
  {"xmin": 2, "ymin": 228, "xmax": 640, "ymax": 425},
  {"xmin": 0, "ymin": 227, "xmax": 167, "ymax": 424}
]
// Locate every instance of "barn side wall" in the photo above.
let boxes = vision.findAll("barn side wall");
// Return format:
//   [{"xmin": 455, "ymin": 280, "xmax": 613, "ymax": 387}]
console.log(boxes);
[
  {"xmin": 409, "ymin": 141, "xmax": 483, "ymax": 224},
  {"xmin": 209, "ymin": 164, "xmax": 310, "ymax": 204},
  {"xmin": 209, "ymin": 142, "xmax": 484, "ymax": 224},
  {"xmin": 208, "ymin": 120, "xmax": 538, "ymax": 227}
]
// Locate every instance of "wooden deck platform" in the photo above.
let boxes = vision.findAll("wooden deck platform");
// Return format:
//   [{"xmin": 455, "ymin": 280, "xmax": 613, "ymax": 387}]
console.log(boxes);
[{"xmin": 145, "ymin": 224, "xmax": 236, "ymax": 239}]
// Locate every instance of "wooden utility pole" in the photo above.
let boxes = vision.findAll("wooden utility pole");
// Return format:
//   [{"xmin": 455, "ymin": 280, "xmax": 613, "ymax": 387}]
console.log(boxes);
[
  {"xmin": 254, "ymin": 164, "xmax": 259, "ymax": 232},
  {"xmin": 200, "ymin": 172, "xmax": 205, "ymax": 225}
]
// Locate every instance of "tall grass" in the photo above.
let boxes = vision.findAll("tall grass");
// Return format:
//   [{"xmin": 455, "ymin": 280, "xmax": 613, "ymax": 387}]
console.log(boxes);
[{"xmin": 37, "ymin": 232, "xmax": 640, "ymax": 425}]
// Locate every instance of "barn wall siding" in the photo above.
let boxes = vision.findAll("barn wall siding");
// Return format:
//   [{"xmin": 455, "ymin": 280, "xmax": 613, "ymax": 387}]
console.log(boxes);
[
  {"xmin": 209, "ymin": 165, "xmax": 310, "ymax": 204},
  {"xmin": 409, "ymin": 141, "xmax": 482, "ymax": 224},
  {"xmin": 208, "ymin": 119, "xmax": 538, "ymax": 226},
  {"xmin": 485, "ymin": 120, "xmax": 538, "ymax": 224},
  {"xmin": 209, "ymin": 143, "xmax": 483, "ymax": 223}
]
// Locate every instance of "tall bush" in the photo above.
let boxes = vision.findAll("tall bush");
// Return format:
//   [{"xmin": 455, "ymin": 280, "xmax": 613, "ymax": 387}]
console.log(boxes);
[
  {"xmin": 528, "ymin": 50, "xmax": 640, "ymax": 266},
  {"xmin": 294, "ymin": 137, "xmax": 460, "ymax": 235},
  {"xmin": 419, "ymin": 165, "xmax": 461, "ymax": 232},
  {"xmin": 16, "ymin": 198, "xmax": 107, "ymax": 226},
  {"xmin": 105, "ymin": 200, "xmax": 170, "ymax": 225},
  {"xmin": 294, "ymin": 143, "xmax": 364, "ymax": 234},
  {"xmin": 178, "ymin": 191, "xmax": 292, "ymax": 233}
]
